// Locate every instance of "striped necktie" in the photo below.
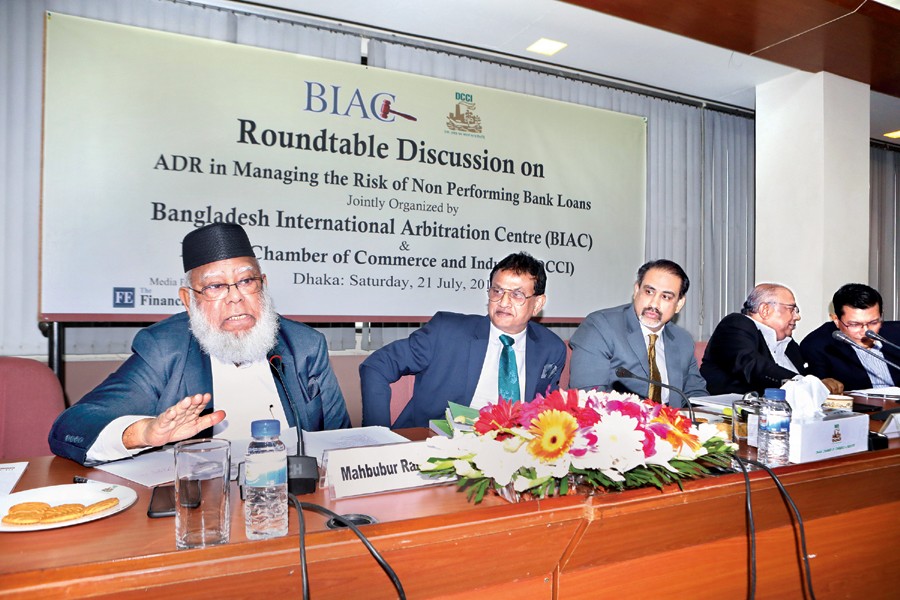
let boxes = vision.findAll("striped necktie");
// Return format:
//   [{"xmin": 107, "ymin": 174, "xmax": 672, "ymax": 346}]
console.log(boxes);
[{"xmin": 498, "ymin": 334, "xmax": 520, "ymax": 401}]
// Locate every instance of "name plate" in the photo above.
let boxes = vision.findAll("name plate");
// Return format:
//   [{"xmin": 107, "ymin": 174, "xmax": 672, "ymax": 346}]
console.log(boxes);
[{"xmin": 324, "ymin": 440, "xmax": 453, "ymax": 499}]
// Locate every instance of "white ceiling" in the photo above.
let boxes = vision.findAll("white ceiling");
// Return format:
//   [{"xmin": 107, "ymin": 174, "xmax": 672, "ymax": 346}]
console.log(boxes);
[{"xmin": 230, "ymin": 0, "xmax": 900, "ymax": 141}]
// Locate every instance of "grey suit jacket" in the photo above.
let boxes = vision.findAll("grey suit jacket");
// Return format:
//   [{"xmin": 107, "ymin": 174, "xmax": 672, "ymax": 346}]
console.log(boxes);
[{"xmin": 568, "ymin": 303, "xmax": 708, "ymax": 406}]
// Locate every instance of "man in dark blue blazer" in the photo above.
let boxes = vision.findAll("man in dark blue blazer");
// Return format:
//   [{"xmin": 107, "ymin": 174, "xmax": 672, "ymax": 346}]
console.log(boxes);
[
  {"xmin": 360, "ymin": 253, "xmax": 567, "ymax": 428},
  {"xmin": 49, "ymin": 223, "xmax": 350, "ymax": 465},
  {"xmin": 800, "ymin": 283, "xmax": 900, "ymax": 391},
  {"xmin": 568, "ymin": 259, "xmax": 707, "ymax": 406}
]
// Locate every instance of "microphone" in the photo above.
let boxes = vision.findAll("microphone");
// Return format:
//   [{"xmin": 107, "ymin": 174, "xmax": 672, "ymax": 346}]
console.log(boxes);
[
  {"xmin": 865, "ymin": 329, "xmax": 900, "ymax": 353},
  {"xmin": 268, "ymin": 354, "xmax": 318, "ymax": 495},
  {"xmin": 615, "ymin": 367, "xmax": 697, "ymax": 425},
  {"xmin": 832, "ymin": 330, "xmax": 900, "ymax": 370}
]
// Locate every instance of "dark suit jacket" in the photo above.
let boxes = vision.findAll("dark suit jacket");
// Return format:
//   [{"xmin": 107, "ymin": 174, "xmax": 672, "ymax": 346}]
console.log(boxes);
[
  {"xmin": 799, "ymin": 320, "xmax": 900, "ymax": 391},
  {"xmin": 568, "ymin": 303, "xmax": 708, "ymax": 406},
  {"xmin": 49, "ymin": 313, "xmax": 351, "ymax": 465},
  {"xmin": 701, "ymin": 312, "xmax": 808, "ymax": 395},
  {"xmin": 359, "ymin": 312, "xmax": 567, "ymax": 428}
]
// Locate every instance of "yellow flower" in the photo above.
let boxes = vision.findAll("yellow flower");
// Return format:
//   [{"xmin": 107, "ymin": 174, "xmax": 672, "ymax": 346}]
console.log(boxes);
[{"xmin": 527, "ymin": 409, "xmax": 578, "ymax": 462}]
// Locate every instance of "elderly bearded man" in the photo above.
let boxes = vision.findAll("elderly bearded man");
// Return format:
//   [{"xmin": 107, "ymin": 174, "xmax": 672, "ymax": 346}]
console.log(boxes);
[{"xmin": 50, "ymin": 223, "xmax": 350, "ymax": 466}]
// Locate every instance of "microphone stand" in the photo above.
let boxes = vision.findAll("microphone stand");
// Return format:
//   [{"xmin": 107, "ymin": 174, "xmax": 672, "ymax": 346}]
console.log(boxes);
[
  {"xmin": 614, "ymin": 367, "xmax": 697, "ymax": 425},
  {"xmin": 865, "ymin": 329, "xmax": 900, "ymax": 354},
  {"xmin": 832, "ymin": 331, "xmax": 900, "ymax": 370},
  {"xmin": 269, "ymin": 354, "xmax": 319, "ymax": 495}
]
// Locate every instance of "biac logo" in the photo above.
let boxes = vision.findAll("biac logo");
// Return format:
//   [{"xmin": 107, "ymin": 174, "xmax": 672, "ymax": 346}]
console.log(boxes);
[
  {"xmin": 303, "ymin": 82, "xmax": 417, "ymax": 122},
  {"xmin": 446, "ymin": 91, "xmax": 482, "ymax": 134},
  {"xmin": 113, "ymin": 287, "xmax": 135, "ymax": 308}
]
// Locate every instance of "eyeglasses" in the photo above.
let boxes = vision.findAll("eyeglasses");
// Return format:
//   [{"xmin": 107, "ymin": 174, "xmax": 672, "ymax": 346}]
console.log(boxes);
[
  {"xmin": 768, "ymin": 302, "xmax": 800, "ymax": 316},
  {"xmin": 838, "ymin": 317, "xmax": 882, "ymax": 331},
  {"xmin": 188, "ymin": 276, "xmax": 264, "ymax": 301},
  {"xmin": 487, "ymin": 286, "xmax": 536, "ymax": 306}
]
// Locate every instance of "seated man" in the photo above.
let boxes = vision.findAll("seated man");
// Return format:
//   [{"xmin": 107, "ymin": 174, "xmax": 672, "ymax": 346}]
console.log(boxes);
[
  {"xmin": 568, "ymin": 259, "xmax": 707, "ymax": 406},
  {"xmin": 50, "ymin": 223, "xmax": 350, "ymax": 465},
  {"xmin": 800, "ymin": 283, "xmax": 900, "ymax": 390},
  {"xmin": 360, "ymin": 252, "xmax": 567, "ymax": 428},
  {"xmin": 701, "ymin": 283, "xmax": 841, "ymax": 395}
]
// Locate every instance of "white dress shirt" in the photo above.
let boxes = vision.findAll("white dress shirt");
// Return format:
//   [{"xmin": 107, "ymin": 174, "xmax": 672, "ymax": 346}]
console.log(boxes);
[{"xmin": 470, "ymin": 324, "xmax": 528, "ymax": 411}]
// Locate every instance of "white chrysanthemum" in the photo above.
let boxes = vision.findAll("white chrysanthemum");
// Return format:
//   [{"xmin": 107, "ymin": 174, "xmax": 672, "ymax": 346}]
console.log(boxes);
[
  {"xmin": 470, "ymin": 436, "xmax": 528, "ymax": 486},
  {"xmin": 695, "ymin": 422, "xmax": 727, "ymax": 444},
  {"xmin": 645, "ymin": 438, "xmax": 679, "ymax": 472},
  {"xmin": 571, "ymin": 412, "xmax": 645, "ymax": 474},
  {"xmin": 452, "ymin": 459, "xmax": 480, "ymax": 478},
  {"xmin": 534, "ymin": 455, "xmax": 572, "ymax": 480}
]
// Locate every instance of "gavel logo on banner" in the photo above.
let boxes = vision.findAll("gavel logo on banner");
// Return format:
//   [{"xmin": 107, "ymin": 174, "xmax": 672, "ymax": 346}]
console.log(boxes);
[{"xmin": 379, "ymin": 99, "xmax": 418, "ymax": 122}]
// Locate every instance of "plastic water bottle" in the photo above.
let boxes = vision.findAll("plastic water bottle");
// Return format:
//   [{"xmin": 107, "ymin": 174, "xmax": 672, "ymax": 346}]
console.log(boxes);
[
  {"xmin": 244, "ymin": 419, "xmax": 288, "ymax": 539},
  {"xmin": 758, "ymin": 388, "xmax": 791, "ymax": 467}
]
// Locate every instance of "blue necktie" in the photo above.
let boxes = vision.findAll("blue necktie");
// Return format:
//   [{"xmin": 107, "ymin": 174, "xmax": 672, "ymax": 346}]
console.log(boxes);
[{"xmin": 498, "ymin": 334, "xmax": 520, "ymax": 401}]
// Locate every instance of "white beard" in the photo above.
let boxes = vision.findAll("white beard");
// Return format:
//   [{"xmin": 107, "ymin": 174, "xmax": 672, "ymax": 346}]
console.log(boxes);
[{"xmin": 188, "ymin": 290, "xmax": 279, "ymax": 365}]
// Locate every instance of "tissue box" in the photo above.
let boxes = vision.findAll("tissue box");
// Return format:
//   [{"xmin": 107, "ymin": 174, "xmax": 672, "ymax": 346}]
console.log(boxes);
[{"xmin": 788, "ymin": 412, "xmax": 869, "ymax": 464}]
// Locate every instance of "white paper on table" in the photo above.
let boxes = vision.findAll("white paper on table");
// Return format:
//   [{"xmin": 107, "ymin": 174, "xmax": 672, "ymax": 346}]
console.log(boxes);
[
  {"xmin": 689, "ymin": 394, "xmax": 743, "ymax": 413},
  {"xmin": 302, "ymin": 426, "xmax": 410, "ymax": 466},
  {"xmin": 94, "ymin": 448, "xmax": 176, "ymax": 487},
  {"xmin": 851, "ymin": 386, "xmax": 900, "ymax": 396},
  {"xmin": 0, "ymin": 462, "xmax": 27, "ymax": 495},
  {"xmin": 94, "ymin": 427, "xmax": 403, "ymax": 485}
]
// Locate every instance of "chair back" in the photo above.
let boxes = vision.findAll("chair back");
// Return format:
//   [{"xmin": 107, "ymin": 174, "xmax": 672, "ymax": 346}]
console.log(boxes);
[{"xmin": 0, "ymin": 357, "xmax": 66, "ymax": 459}]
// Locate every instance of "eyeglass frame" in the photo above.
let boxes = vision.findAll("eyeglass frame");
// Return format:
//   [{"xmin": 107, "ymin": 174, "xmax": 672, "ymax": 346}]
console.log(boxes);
[
  {"xmin": 767, "ymin": 301, "xmax": 800, "ymax": 315},
  {"xmin": 837, "ymin": 317, "xmax": 883, "ymax": 331},
  {"xmin": 186, "ymin": 276, "xmax": 265, "ymax": 301},
  {"xmin": 487, "ymin": 286, "xmax": 538, "ymax": 306}
]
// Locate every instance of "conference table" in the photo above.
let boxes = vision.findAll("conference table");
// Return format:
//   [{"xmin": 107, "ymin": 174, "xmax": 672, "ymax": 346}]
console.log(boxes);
[{"xmin": 2, "ymin": 422, "xmax": 898, "ymax": 599}]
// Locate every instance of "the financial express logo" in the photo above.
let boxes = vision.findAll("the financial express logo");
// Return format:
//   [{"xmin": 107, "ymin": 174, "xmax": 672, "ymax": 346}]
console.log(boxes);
[{"xmin": 112, "ymin": 286, "xmax": 183, "ymax": 308}]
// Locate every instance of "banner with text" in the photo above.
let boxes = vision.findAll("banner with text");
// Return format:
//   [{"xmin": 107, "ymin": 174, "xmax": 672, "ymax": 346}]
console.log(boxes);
[{"xmin": 41, "ymin": 13, "xmax": 646, "ymax": 321}]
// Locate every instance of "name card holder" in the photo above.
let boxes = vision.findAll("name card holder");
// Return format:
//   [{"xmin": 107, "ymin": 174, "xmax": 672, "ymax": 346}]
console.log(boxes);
[{"xmin": 324, "ymin": 440, "xmax": 454, "ymax": 499}]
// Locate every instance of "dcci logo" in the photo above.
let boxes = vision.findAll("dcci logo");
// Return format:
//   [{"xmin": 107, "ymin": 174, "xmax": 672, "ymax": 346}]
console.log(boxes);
[
  {"xmin": 447, "ymin": 91, "xmax": 482, "ymax": 134},
  {"xmin": 113, "ymin": 287, "xmax": 135, "ymax": 308},
  {"xmin": 303, "ymin": 81, "xmax": 418, "ymax": 122}
]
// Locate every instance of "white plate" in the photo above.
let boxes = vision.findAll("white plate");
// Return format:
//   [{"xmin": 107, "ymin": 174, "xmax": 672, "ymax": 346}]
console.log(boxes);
[{"xmin": 0, "ymin": 482, "xmax": 137, "ymax": 532}]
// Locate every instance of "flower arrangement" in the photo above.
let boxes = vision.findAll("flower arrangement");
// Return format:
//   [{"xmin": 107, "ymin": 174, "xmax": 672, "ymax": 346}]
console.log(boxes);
[{"xmin": 419, "ymin": 389, "xmax": 736, "ymax": 503}]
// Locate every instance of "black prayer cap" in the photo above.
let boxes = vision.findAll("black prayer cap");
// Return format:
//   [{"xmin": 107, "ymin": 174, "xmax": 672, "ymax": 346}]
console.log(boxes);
[{"xmin": 182, "ymin": 223, "xmax": 254, "ymax": 272}]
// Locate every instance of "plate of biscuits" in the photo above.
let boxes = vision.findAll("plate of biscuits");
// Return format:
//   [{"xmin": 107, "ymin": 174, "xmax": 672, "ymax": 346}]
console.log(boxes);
[{"xmin": 0, "ymin": 482, "xmax": 137, "ymax": 532}]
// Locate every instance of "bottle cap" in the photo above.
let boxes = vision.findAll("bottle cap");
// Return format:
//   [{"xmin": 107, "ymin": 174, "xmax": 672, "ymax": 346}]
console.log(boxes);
[
  {"xmin": 763, "ymin": 388, "xmax": 786, "ymax": 400},
  {"xmin": 251, "ymin": 419, "xmax": 281, "ymax": 437}
]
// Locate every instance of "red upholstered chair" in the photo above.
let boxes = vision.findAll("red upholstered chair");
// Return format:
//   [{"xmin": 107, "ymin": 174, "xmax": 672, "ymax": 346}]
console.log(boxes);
[
  {"xmin": 0, "ymin": 357, "xmax": 66, "ymax": 459},
  {"xmin": 694, "ymin": 340, "xmax": 708, "ymax": 369},
  {"xmin": 389, "ymin": 375, "xmax": 416, "ymax": 424}
]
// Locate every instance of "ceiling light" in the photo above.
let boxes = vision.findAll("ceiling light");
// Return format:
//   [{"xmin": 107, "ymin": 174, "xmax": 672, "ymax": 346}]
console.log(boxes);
[
  {"xmin": 872, "ymin": 0, "xmax": 900, "ymax": 10},
  {"xmin": 885, "ymin": 130, "xmax": 900, "ymax": 139},
  {"xmin": 526, "ymin": 38, "xmax": 567, "ymax": 56}
]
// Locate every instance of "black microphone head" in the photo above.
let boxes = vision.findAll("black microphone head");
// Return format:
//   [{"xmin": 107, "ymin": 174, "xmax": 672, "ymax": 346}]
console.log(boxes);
[
  {"xmin": 832, "ymin": 330, "xmax": 850, "ymax": 343},
  {"xmin": 865, "ymin": 329, "xmax": 879, "ymax": 340},
  {"xmin": 615, "ymin": 367, "xmax": 635, "ymax": 379}
]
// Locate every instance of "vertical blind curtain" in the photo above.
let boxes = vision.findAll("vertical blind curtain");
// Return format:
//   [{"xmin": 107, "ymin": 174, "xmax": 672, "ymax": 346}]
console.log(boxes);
[
  {"xmin": 0, "ymin": 0, "xmax": 358, "ymax": 356},
  {"xmin": 870, "ymin": 145, "xmax": 900, "ymax": 319},
  {"xmin": 368, "ymin": 42, "xmax": 756, "ymax": 340}
]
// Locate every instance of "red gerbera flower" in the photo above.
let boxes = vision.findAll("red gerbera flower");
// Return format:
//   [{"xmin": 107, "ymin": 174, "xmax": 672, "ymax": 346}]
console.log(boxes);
[{"xmin": 474, "ymin": 399, "xmax": 524, "ymax": 440}]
